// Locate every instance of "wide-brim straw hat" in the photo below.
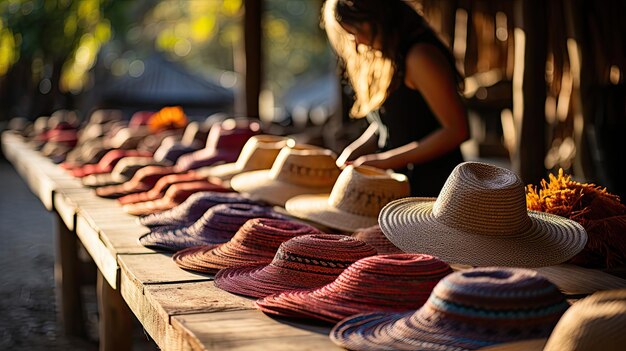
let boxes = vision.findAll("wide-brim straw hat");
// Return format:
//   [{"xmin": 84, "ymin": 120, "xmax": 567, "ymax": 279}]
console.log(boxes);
[
  {"xmin": 257, "ymin": 254, "xmax": 451, "ymax": 323},
  {"xmin": 138, "ymin": 192, "xmax": 264, "ymax": 229},
  {"xmin": 331, "ymin": 267, "xmax": 569, "ymax": 351},
  {"xmin": 71, "ymin": 149, "xmax": 152, "ymax": 178},
  {"xmin": 118, "ymin": 172, "xmax": 214, "ymax": 205},
  {"xmin": 95, "ymin": 165, "xmax": 176, "ymax": 198},
  {"xmin": 286, "ymin": 165, "xmax": 410, "ymax": 232},
  {"xmin": 173, "ymin": 218, "xmax": 323, "ymax": 274},
  {"xmin": 138, "ymin": 203, "xmax": 286, "ymax": 251},
  {"xmin": 230, "ymin": 144, "xmax": 341, "ymax": 206},
  {"xmin": 479, "ymin": 289, "xmax": 626, "ymax": 351},
  {"xmin": 197, "ymin": 135, "xmax": 290, "ymax": 181},
  {"xmin": 352, "ymin": 225, "xmax": 404, "ymax": 254},
  {"xmin": 380, "ymin": 162, "xmax": 588, "ymax": 267},
  {"xmin": 81, "ymin": 156, "xmax": 157, "ymax": 188},
  {"xmin": 214, "ymin": 234, "xmax": 377, "ymax": 298},
  {"xmin": 122, "ymin": 180, "xmax": 229, "ymax": 216}
]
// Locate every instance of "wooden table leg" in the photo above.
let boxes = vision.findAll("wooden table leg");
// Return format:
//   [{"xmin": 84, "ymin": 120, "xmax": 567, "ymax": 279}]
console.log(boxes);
[
  {"xmin": 54, "ymin": 211, "xmax": 86, "ymax": 337},
  {"xmin": 97, "ymin": 270, "xmax": 133, "ymax": 351}
]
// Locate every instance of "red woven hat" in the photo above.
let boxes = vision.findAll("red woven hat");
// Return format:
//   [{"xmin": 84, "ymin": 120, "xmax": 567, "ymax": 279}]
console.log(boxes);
[
  {"xmin": 122, "ymin": 180, "xmax": 230, "ymax": 216},
  {"xmin": 256, "ymin": 254, "xmax": 452, "ymax": 323},
  {"xmin": 352, "ymin": 225, "xmax": 404, "ymax": 254},
  {"xmin": 173, "ymin": 218, "xmax": 323, "ymax": 274},
  {"xmin": 214, "ymin": 234, "xmax": 377, "ymax": 298},
  {"xmin": 95, "ymin": 165, "xmax": 176, "ymax": 198},
  {"xmin": 118, "ymin": 172, "xmax": 216, "ymax": 205},
  {"xmin": 71, "ymin": 149, "xmax": 153, "ymax": 178}
]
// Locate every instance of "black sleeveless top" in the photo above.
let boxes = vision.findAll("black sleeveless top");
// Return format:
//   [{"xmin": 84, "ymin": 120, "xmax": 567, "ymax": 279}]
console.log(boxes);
[{"xmin": 371, "ymin": 33, "xmax": 465, "ymax": 197}]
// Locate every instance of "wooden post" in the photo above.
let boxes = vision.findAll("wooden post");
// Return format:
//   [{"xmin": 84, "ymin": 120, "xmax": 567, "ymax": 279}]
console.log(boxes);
[
  {"xmin": 54, "ymin": 212, "xmax": 86, "ymax": 337},
  {"xmin": 97, "ymin": 271, "xmax": 133, "ymax": 351},
  {"xmin": 235, "ymin": 0, "xmax": 263, "ymax": 118},
  {"xmin": 512, "ymin": 0, "xmax": 547, "ymax": 185}
]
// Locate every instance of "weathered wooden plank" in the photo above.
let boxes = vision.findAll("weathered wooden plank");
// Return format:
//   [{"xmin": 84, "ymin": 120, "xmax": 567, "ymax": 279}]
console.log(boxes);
[
  {"xmin": 172, "ymin": 310, "xmax": 341, "ymax": 351},
  {"xmin": 54, "ymin": 192, "xmax": 78, "ymax": 231},
  {"xmin": 100, "ymin": 227, "xmax": 153, "ymax": 254},
  {"xmin": 118, "ymin": 254, "xmax": 211, "ymax": 286},
  {"xmin": 76, "ymin": 214, "xmax": 118, "ymax": 288}
]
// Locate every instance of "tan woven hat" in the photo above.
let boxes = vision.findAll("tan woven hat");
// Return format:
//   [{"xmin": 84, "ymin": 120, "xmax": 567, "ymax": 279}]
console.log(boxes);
[
  {"xmin": 195, "ymin": 135, "xmax": 291, "ymax": 182},
  {"xmin": 81, "ymin": 156, "xmax": 158, "ymax": 187},
  {"xmin": 480, "ymin": 289, "xmax": 626, "ymax": 351},
  {"xmin": 380, "ymin": 162, "xmax": 588, "ymax": 267},
  {"xmin": 229, "ymin": 144, "xmax": 341, "ymax": 206},
  {"xmin": 285, "ymin": 165, "xmax": 410, "ymax": 232}
]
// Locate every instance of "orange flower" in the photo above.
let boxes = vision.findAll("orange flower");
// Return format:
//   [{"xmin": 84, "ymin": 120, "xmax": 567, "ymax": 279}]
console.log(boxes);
[{"xmin": 148, "ymin": 106, "xmax": 188, "ymax": 133}]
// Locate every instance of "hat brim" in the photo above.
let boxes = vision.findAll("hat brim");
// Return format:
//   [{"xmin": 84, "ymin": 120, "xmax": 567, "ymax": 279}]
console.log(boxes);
[
  {"xmin": 532, "ymin": 264, "xmax": 626, "ymax": 295},
  {"xmin": 123, "ymin": 197, "xmax": 180, "ymax": 216},
  {"xmin": 230, "ymin": 170, "xmax": 333, "ymax": 207},
  {"xmin": 138, "ymin": 227, "xmax": 226, "ymax": 252},
  {"xmin": 82, "ymin": 173, "xmax": 126, "ymax": 187},
  {"xmin": 173, "ymin": 244, "xmax": 273, "ymax": 274},
  {"xmin": 380, "ymin": 198, "xmax": 587, "ymax": 268},
  {"xmin": 214, "ymin": 264, "xmax": 337, "ymax": 298},
  {"xmin": 198, "ymin": 162, "xmax": 241, "ymax": 181},
  {"xmin": 285, "ymin": 194, "xmax": 378, "ymax": 233}
]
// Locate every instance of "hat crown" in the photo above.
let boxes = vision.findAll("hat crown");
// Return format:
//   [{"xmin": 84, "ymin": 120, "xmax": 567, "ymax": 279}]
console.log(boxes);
[
  {"xmin": 418, "ymin": 267, "xmax": 567, "ymax": 334},
  {"xmin": 231, "ymin": 218, "xmax": 322, "ymax": 248},
  {"xmin": 271, "ymin": 234, "xmax": 377, "ymax": 273},
  {"xmin": 234, "ymin": 135, "xmax": 290, "ymax": 171},
  {"xmin": 269, "ymin": 145, "xmax": 341, "ymax": 187},
  {"xmin": 432, "ymin": 162, "xmax": 532, "ymax": 235},
  {"xmin": 328, "ymin": 165, "xmax": 410, "ymax": 217}
]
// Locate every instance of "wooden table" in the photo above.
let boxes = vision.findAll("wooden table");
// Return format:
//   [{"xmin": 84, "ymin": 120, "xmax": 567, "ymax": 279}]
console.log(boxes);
[{"xmin": 1, "ymin": 131, "xmax": 341, "ymax": 351}]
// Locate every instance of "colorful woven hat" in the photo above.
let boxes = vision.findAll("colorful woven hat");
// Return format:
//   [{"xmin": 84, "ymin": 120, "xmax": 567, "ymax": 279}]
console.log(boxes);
[
  {"xmin": 95, "ymin": 165, "xmax": 176, "ymax": 198},
  {"xmin": 480, "ymin": 289, "xmax": 626, "ymax": 351},
  {"xmin": 230, "ymin": 144, "xmax": 341, "ymax": 206},
  {"xmin": 285, "ymin": 165, "xmax": 410, "ymax": 232},
  {"xmin": 380, "ymin": 162, "xmax": 588, "ymax": 267},
  {"xmin": 173, "ymin": 218, "xmax": 323, "ymax": 274},
  {"xmin": 138, "ymin": 203, "xmax": 285, "ymax": 251},
  {"xmin": 122, "ymin": 180, "xmax": 230, "ymax": 216},
  {"xmin": 138, "ymin": 191, "xmax": 263, "ymax": 229},
  {"xmin": 352, "ymin": 225, "xmax": 403, "ymax": 254},
  {"xmin": 174, "ymin": 118, "xmax": 261, "ymax": 172},
  {"xmin": 196, "ymin": 135, "xmax": 291, "ymax": 182},
  {"xmin": 331, "ymin": 267, "xmax": 569, "ymax": 351},
  {"xmin": 214, "ymin": 234, "xmax": 377, "ymax": 298},
  {"xmin": 118, "ymin": 172, "xmax": 217, "ymax": 205},
  {"xmin": 81, "ymin": 156, "xmax": 158, "ymax": 188},
  {"xmin": 257, "ymin": 253, "xmax": 451, "ymax": 323},
  {"xmin": 71, "ymin": 149, "xmax": 153, "ymax": 178}
]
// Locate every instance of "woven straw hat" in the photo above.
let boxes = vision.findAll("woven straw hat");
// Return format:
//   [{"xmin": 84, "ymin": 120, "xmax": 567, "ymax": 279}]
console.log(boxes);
[
  {"xmin": 95, "ymin": 165, "xmax": 176, "ymax": 198},
  {"xmin": 118, "ymin": 172, "xmax": 215, "ymax": 205},
  {"xmin": 230, "ymin": 144, "xmax": 341, "ymax": 206},
  {"xmin": 480, "ymin": 290, "xmax": 626, "ymax": 351},
  {"xmin": 138, "ymin": 191, "xmax": 263, "ymax": 229},
  {"xmin": 173, "ymin": 218, "xmax": 323, "ymax": 274},
  {"xmin": 331, "ymin": 267, "xmax": 569, "ymax": 351},
  {"xmin": 214, "ymin": 234, "xmax": 377, "ymax": 298},
  {"xmin": 352, "ymin": 225, "xmax": 404, "ymax": 254},
  {"xmin": 71, "ymin": 149, "xmax": 152, "ymax": 178},
  {"xmin": 122, "ymin": 180, "xmax": 229, "ymax": 216},
  {"xmin": 138, "ymin": 203, "xmax": 285, "ymax": 251},
  {"xmin": 82, "ymin": 156, "xmax": 157, "ymax": 188},
  {"xmin": 285, "ymin": 165, "xmax": 410, "ymax": 232},
  {"xmin": 257, "ymin": 254, "xmax": 451, "ymax": 323},
  {"xmin": 380, "ymin": 162, "xmax": 588, "ymax": 267},
  {"xmin": 195, "ymin": 135, "xmax": 291, "ymax": 182}
]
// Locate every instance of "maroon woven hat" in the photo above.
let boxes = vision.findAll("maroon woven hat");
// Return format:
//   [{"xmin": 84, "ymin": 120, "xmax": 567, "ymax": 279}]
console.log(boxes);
[
  {"xmin": 95, "ymin": 165, "xmax": 176, "ymax": 198},
  {"xmin": 138, "ymin": 192, "xmax": 264, "ymax": 229},
  {"xmin": 330, "ymin": 267, "xmax": 569, "ymax": 351},
  {"xmin": 122, "ymin": 180, "xmax": 230, "ymax": 216},
  {"xmin": 352, "ymin": 225, "xmax": 404, "ymax": 254},
  {"xmin": 257, "ymin": 254, "xmax": 452, "ymax": 323},
  {"xmin": 139, "ymin": 203, "xmax": 286, "ymax": 251},
  {"xmin": 118, "ymin": 172, "xmax": 218, "ymax": 205},
  {"xmin": 174, "ymin": 119, "xmax": 261, "ymax": 172},
  {"xmin": 173, "ymin": 218, "xmax": 324, "ymax": 274},
  {"xmin": 71, "ymin": 149, "xmax": 153, "ymax": 178},
  {"xmin": 214, "ymin": 234, "xmax": 377, "ymax": 298}
]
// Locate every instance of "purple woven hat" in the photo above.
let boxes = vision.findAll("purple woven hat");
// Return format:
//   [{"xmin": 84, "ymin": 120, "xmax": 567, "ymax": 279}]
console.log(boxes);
[
  {"xmin": 330, "ymin": 267, "xmax": 569, "ymax": 351},
  {"xmin": 138, "ymin": 203, "xmax": 286, "ymax": 251},
  {"xmin": 173, "ymin": 218, "xmax": 323, "ymax": 274},
  {"xmin": 214, "ymin": 234, "xmax": 377, "ymax": 298},
  {"xmin": 138, "ymin": 191, "xmax": 264, "ymax": 229}
]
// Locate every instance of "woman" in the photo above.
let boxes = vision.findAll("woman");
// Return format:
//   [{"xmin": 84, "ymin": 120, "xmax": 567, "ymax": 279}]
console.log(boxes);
[{"xmin": 323, "ymin": 0, "xmax": 468, "ymax": 196}]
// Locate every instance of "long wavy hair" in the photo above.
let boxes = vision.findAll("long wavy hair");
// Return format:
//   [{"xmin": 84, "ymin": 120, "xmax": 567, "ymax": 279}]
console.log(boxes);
[{"xmin": 323, "ymin": 0, "xmax": 462, "ymax": 118}]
